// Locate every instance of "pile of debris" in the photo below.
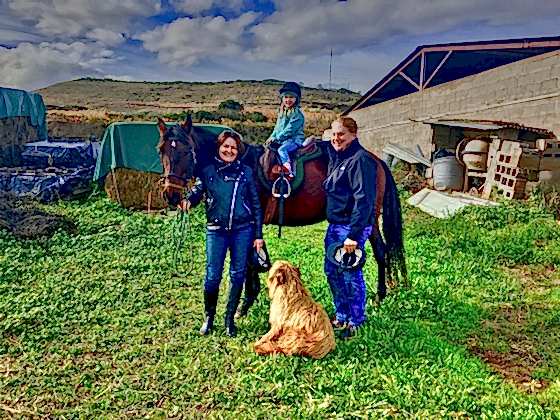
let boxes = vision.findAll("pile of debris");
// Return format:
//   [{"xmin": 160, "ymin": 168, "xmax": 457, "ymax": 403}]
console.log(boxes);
[
  {"xmin": 0, "ymin": 192, "xmax": 76, "ymax": 239},
  {"xmin": 383, "ymin": 120, "xmax": 560, "ymax": 218}
]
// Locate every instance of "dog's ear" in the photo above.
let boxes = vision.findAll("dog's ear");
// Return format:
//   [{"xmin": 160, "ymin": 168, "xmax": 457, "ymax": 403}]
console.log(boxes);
[{"xmin": 270, "ymin": 264, "xmax": 288, "ymax": 286}]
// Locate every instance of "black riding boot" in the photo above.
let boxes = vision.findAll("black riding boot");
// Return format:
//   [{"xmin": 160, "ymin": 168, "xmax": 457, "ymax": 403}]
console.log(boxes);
[
  {"xmin": 235, "ymin": 271, "xmax": 261, "ymax": 319},
  {"xmin": 200, "ymin": 289, "xmax": 218, "ymax": 335},
  {"xmin": 225, "ymin": 282, "xmax": 244, "ymax": 337}
]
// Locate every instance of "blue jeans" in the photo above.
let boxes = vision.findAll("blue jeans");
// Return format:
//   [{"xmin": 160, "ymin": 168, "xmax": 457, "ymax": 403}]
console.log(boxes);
[
  {"xmin": 277, "ymin": 140, "xmax": 300, "ymax": 167},
  {"xmin": 205, "ymin": 225, "xmax": 253, "ymax": 294},
  {"xmin": 324, "ymin": 223, "xmax": 373, "ymax": 327}
]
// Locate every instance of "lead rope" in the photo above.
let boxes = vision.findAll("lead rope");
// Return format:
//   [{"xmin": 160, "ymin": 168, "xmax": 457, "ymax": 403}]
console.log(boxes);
[
  {"xmin": 172, "ymin": 209, "xmax": 198, "ymax": 277},
  {"xmin": 171, "ymin": 179, "xmax": 197, "ymax": 277}
]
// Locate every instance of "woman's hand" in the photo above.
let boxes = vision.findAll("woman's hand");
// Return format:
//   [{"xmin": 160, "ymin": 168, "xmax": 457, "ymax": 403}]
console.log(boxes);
[
  {"xmin": 253, "ymin": 239, "xmax": 264, "ymax": 252},
  {"xmin": 178, "ymin": 199, "xmax": 191, "ymax": 212},
  {"xmin": 343, "ymin": 238, "xmax": 357, "ymax": 253}
]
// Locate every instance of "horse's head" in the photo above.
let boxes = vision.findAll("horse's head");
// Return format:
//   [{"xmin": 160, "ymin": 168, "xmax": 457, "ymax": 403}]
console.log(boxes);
[{"xmin": 157, "ymin": 115, "xmax": 197, "ymax": 207}]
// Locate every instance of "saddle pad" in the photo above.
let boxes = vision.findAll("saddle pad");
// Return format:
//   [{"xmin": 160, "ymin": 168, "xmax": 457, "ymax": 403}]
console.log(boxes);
[{"xmin": 257, "ymin": 144, "xmax": 323, "ymax": 192}]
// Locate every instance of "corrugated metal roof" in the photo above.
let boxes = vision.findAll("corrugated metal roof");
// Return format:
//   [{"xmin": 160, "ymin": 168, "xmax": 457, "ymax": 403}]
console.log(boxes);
[
  {"xmin": 425, "ymin": 120, "xmax": 503, "ymax": 130},
  {"xmin": 383, "ymin": 143, "xmax": 431, "ymax": 166},
  {"xmin": 423, "ymin": 119, "xmax": 555, "ymax": 137}
]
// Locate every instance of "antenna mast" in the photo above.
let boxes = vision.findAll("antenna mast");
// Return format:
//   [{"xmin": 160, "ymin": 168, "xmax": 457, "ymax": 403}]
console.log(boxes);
[{"xmin": 328, "ymin": 48, "xmax": 333, "ymax": 89}]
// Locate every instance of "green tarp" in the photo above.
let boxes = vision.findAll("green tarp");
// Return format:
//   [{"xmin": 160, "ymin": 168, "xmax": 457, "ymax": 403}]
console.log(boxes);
[
  {"xmin": 0, "ymin": 87, "xmax": 47, "ymax": 140},
  {"xmin": 94, "ymin": 121, "xmax": 233, "ymax": 181}
]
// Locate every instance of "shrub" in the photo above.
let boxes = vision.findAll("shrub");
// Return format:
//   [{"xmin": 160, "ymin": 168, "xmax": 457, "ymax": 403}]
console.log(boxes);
[
  {"xmin": 218, "ymin": 99, "xmax": 244, "ymax": 112},
  {"xmin": 245, "ymin": 111, "xmax": 267, "ymax": 123}
]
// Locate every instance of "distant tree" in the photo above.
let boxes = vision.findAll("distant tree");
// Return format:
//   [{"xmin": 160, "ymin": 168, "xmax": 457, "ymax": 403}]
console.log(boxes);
[
  {"xmin": 245, "ymin": 111, "xmax": 268, "ymax": 123},
  {"xmin": 217, "ymin": 108, "xmax": 243, "ymax": 121},
  {"xmin": 193, "ymin": 110, "xmax": 222, "ymax": 122},
  {"xmin": 218, "ymin": 99, "xmax": 244, "ymax": 112}
]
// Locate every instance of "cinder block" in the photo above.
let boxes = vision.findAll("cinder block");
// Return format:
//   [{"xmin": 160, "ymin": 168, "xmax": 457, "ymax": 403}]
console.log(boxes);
[{"xmin": 540, "ymin": 78, "xmax": 559, "ymax": 92}]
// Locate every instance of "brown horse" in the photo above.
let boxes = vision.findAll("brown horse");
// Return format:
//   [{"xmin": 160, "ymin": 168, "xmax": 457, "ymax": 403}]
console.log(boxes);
[{"xmin": 157, "ymin": 115, "xmax": 406, "ymax": 316}]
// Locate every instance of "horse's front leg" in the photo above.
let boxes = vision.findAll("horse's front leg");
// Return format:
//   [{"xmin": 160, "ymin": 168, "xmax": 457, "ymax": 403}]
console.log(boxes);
[{"xmin": 236, "ymin": 263, "xmax": 261, "ymax": 318}]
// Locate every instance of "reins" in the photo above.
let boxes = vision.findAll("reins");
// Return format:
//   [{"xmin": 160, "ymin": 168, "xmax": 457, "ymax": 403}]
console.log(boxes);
[
  {"xmin": 159, "ymin": 176, "xmax": 198, "ymax": 277},
  {"xmin": 172, "ymin": 209, "xmax": 196, "ymax": 277}
]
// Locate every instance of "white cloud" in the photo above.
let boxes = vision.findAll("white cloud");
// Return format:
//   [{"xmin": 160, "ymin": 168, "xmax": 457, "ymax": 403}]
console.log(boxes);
[
  {"xmin": 250, "ymin": 0, "xmax": 560, "ymax": 61},
  {"xmin": 0, "ymin": 13, "xmax": 44, "ymax": 44},
  {"xmin": 138, "ymin": 12, "xmax": 258, "ymax": 66},
  {"xmin": 6, "ymin": 0, "xmax": 161, "ymax": 38},
  {"xmin": 86, "ymin": 28, "xmax": 125, "ymax": 46},
  {"xmin": 170, "ymin": 0, "xmax": 246, "ymax": 15},
  {"xmin": 1, "ymin": 0, "xmax": 559, "ymax": 93},
  {"xmin": 0, "ymin": 41, "xmax": 118, "ymax": 90}
]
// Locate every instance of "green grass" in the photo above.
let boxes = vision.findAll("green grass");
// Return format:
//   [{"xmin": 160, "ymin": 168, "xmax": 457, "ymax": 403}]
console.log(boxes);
[{"xmin": 1, "ymin": 196, "xmax": 559, "ymax": 418}]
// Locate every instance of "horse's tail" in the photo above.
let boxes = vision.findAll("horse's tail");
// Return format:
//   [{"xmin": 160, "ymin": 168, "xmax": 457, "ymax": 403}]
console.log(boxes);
[{"xmin": 380, "ymin": 160, "xmax": 408, "ymax": 287}]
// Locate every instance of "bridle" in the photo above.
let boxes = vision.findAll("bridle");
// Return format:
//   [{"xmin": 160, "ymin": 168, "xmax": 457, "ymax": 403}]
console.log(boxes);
[{"xmin": 159, "ymin": 127, "xmax": 198, "ymax": 195}]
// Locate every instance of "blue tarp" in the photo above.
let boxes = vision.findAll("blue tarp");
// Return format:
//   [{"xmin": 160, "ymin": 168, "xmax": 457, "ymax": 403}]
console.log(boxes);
[
  {"xmin": 0, "ymin": 87, "xmax": 47, "ymax": 140},
  {"xmin": 0, "ymin": 166, "xmax": 94, "ymax": 202},
  {"xmin": 21, "ymin": 140, "xmax": 96, "ymax": 169}
]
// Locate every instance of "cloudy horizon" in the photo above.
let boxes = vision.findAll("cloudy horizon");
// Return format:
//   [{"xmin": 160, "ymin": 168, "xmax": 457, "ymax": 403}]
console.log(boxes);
[{"xmin": 1, "ymin": 0, "xmax": 559, "ymax": 94}]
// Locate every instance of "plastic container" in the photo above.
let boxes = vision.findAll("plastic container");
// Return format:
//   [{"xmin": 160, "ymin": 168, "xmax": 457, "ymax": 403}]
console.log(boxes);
[{"xmin": 432, "ymin": 156, "xmax": 464, "ymax": 191}]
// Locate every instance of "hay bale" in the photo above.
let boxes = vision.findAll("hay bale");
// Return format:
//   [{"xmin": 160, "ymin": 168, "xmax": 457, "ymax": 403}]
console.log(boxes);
[
  {"xmin": 104, "ymin": 168, "xmax": 168, "ymax": 209},
  {"xmin": 0, "ymin": 116, "xmax": 39, "ymax": 166}
]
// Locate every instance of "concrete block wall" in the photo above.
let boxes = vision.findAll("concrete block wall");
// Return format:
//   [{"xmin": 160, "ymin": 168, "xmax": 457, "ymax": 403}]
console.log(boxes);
[{"xmin": 350, "ymin": 50, "xmax": 560, "ymax": 156}]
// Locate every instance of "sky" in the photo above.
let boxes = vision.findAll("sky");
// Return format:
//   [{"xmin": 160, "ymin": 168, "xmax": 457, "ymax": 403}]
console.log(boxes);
[{"xmin": 0, "ymin": 0, "xmax": 559, "ymax": 93}]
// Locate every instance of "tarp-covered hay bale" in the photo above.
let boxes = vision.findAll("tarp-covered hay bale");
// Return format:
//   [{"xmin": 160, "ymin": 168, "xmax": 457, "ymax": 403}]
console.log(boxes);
[
  {"xmin": 95, "ymin": 122, "xmax": 234, "ymax": 209},
  {"xmin": 0, "ymin": 192, "xmax": 76, "ymax": 239},
  {"xmin": 0, "ymin": 87, "xmax": 47, "ymax": 167},
  {"xmin": 0, "ymin": 117, "xmax": 40, "ymax": 166},
  {"xmin": 104, "ymin": 168, "xmax": 167, "ymax": 210}
]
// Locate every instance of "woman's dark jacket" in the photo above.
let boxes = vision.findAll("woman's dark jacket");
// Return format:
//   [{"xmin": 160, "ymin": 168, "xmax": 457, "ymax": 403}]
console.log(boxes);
[
  {"xmin": 187, "ymin": 159, "xmax": 263, "ymax": 239},
  {"xmin": 323, "ymin": 138, "xmax": 377, "ymax": 241}
]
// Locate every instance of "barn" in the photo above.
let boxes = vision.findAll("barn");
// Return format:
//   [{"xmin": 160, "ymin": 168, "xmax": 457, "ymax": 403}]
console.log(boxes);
[{"xmin": 343, "ymin": 36, "xmax": 560, "ymax": 157}]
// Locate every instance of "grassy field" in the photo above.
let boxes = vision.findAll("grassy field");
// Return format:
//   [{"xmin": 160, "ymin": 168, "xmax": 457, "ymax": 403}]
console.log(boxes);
[
  {"xmin": 40, "ymin": 78, "xmax": 358, "ymax": 142},
  {"xmin": 1, "ymin": 193, "xmax": 559, "ymax": 418}
]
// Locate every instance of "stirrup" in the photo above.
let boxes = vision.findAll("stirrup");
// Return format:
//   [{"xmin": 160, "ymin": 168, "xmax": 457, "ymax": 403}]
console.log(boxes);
[{"xmin": 272, "ymin": 176, "xmax": 291, "ymax": 199}]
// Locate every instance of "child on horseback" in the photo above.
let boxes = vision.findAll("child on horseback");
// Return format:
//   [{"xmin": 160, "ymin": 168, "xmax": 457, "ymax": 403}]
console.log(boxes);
[{"xmin": 266, "ymin": 82, "xmax": 305, "ymax": 179}]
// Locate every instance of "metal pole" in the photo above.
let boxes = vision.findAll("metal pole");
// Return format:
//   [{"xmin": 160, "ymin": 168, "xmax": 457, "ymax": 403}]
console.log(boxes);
[{"xmin": 329, "ymin": 48, "xmax": 333, "ymax": 89}]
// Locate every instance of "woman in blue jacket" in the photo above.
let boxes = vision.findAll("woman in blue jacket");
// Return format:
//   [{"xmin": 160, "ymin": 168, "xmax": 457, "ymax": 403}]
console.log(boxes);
[{"xmin": 180, "ymin": 130, "xmax": 264, "ymax": 337}]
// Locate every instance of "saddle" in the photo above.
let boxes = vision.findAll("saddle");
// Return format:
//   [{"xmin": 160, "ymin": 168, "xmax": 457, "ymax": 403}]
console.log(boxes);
[{"xmin": 257, "ymin": 137, "xmax": 322, "ymax": 192}]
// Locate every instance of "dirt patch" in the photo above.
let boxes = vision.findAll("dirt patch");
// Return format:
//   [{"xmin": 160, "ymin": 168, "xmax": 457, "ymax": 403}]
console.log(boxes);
[
  {"xmin": 503, "ymin": 265, "xmax": 559, "ymax": 293},
  {"xmin": 467, "ymin": 265, "xmax": 560, "ymax": 392},
  {"xmin": 469, "ymin": 342, "xmax": 549, "ymax": 393},
  {"xmin": 0, "ymin": 192, "xmax": 76, "ymax": 239}
]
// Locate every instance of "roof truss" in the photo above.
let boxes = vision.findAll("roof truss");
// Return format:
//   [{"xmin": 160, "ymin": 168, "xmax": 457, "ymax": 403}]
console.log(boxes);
[{"xmin": 346, "ymin": 36, "xmax": 560, "ymax": 114}]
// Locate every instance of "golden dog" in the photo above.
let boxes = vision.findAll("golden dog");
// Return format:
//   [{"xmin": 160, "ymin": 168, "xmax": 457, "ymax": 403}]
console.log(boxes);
[{"xmin": 254, "ymin": 260, "xmax": 335, "ymax": 359}]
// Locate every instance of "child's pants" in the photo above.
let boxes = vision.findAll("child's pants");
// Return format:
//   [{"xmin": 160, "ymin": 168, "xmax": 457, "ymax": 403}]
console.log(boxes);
[{"xmin": 277, "ymin": 140, "xmax": 300, "ymax": 167}]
